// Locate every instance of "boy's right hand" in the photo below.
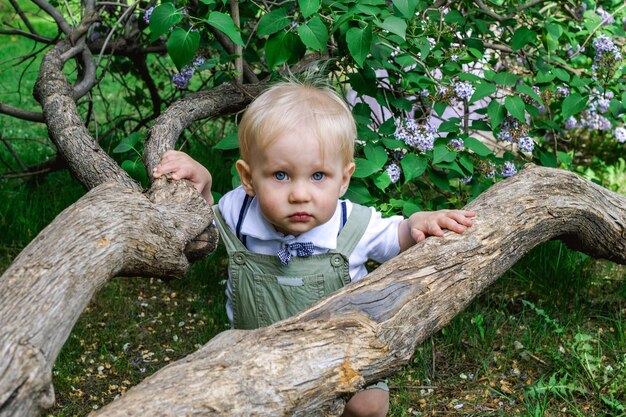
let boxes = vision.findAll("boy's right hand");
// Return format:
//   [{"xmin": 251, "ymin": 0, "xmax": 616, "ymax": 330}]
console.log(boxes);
[{"xmin": 153, "ymin": 150, "xmax": 214, "ymax": 204}]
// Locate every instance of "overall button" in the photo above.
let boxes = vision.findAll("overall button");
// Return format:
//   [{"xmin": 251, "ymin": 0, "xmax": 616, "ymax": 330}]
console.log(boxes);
[
  {"xmin": 233, "ymin": 253, "xmax": 246, "ymax": 265},
  {"xmin": 330, "ymin": 254, "xmax": 343, "ymax": 267}
]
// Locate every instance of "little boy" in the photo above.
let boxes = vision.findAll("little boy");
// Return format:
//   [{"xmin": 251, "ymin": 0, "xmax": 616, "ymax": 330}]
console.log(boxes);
[{"xmin": 154, "ymin": 80, "xmax": 475, "ymax": 417}]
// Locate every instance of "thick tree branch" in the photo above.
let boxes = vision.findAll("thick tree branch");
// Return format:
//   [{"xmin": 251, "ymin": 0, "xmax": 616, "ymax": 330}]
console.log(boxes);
[
  {"xmin": 30, "ymin": 0, "xmax": 73, "ymax": 36},
  {"xmin": 35, "ymin": 38, "xmax": 140, "ymax": 191},
  {"xmin": 143, "ymin": 82, "xmax": 266, "ymax": 174}
]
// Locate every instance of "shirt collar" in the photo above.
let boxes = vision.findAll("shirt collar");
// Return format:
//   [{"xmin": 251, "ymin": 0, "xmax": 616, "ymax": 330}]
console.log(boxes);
[{"xmin": 239, "ymin": 197, "xmax": 342, "ymax": 250}]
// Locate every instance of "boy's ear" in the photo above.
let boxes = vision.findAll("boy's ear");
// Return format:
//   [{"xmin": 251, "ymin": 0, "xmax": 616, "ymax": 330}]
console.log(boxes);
[
  {"xmin": 340, "ymin": 162, "xmax": 355, "ymax": 196},
  {"xmin": 236, "ymin": 159, "xmax": 255, "ymax": 196}
]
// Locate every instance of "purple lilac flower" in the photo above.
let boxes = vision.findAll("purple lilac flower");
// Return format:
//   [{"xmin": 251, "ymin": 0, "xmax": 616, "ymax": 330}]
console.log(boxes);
[
  {"xmin": 172, "ymin": 66, "xmax": 195, "ymax": 89},
  {"xmin": 437, "ymin": 85, "xmax": 449, "ymax": 96},
  {"xmin": 454, "ymin": 81, "xmax": 475, "ymax": 101},
  {"xmin": 386, "ymin": 163, "xmax": 401, "ymax": 183},
  {"xmin": 592, "ymin": 34, "xmax": 623, "ymax": 79},
  {"xmin": 556, "ymin": 85, "xmax": 570, "ymax": 97},
  {"xmin": 615, "ymin": 126, "xmax": 626, "ymax": 143},
  {"xmin": 144, "ymin": 6, "xmax": 154, "ymax": 24},
  {"xmin": 497, "ymin": 117, "xmax": 522, "ymax": 142},
  {"xmin": 606, "ymin": 91, "xmax": 615, "ymax": 99},
  {"xmin": 564, "ymin": 116, "xmax": 578, "ymax": 130},
  {"xmin": 420, "ymin": 89, "xmax": 430, "ymax": 97},
  {"xmin": 596, "ymin": 7, "xmax": 615, "ymax": 25},
  {"xmin": 450, "ymin": 54, "xmax": 459, "ymax": 62},
  {"xmin": 448, "ymin": 138, "xmax": 465, "ymax": 151},
  {"xmin": 593, "ymin": 97, "xmax": 611, "ymax": 114},
  {"xmin": 580, "ymin": 110, "xmax": 612, "ymax": 130},
  {"xmin": 395, "ymin": 119, "xmax": 436, "ymax": 152},
  {"xmin": 500, "ymin": 161, "xmax": 517, "ymax": 177},
  {"xmin": 193, "ymin": 56, "xmax": 206, "ymax": 67},
  {"xmin": 517, "ymin": 136, "xmax": 535, "ymax": 153}
]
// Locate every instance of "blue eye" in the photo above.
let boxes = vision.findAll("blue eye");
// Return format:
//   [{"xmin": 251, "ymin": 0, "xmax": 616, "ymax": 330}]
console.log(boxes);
[
  {"xmin": 312, "ymin": 172, "xmax": 325, "ymax": 181},
  {"xmin": 274, "ymin": 171, "xmax": 288, "ymax": 181}
]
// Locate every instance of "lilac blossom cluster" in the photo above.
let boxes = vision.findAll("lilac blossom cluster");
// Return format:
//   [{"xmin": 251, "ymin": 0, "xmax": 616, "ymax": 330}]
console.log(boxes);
[
  {"xmin": 172, "ymin": 56, "xmax": 206, "ymax": 89},
  {"xmin": 614, "ymin": 126, "xmax": 626, "ymax": 143},
  {"xmin": 395, "ymin": 119, "xmax": 436, "ymax": 152},
  {"xmin": 144, "ymin": 6, "xmax": 154, "ymax": 24},
  {"xmin": 564, "ymin": 110, "xmax": 612, "ymax": 131},
  {"xmin": 448, "ymin": 138, "xmax": 464, "ymax": 151},
  {"xmin": 453, "ymin": 81, "xmax": 475, "ymax": 101},
  {"xmin": 596, "ymin": 7, "xmax": 615, "ymax": 25},
  {"xmin": 500, "ymin": 161, "xmax": 517, "ymax": 177},
  {"xmin": 592, "ymin": 34, "xmax": 623, "ymax": 79},
  {"xmin": 496, "ymin": 117, "xmax": 535, "ymax": 153},
  {"xmin": 385, "ymin": 163, "xmax": 401, "ymax": 184}
]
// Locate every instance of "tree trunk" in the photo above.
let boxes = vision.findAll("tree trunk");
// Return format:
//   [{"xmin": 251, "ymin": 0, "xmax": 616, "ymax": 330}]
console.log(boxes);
[{"xmin": 1, "ymin": 164, "xmax": 624, "ymax": 417}]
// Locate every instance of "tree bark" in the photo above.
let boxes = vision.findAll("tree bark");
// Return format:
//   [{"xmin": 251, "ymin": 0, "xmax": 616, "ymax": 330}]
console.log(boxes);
[{"xmin": 1, "ymin": 164, "xmax": 624, "ymax": 417}]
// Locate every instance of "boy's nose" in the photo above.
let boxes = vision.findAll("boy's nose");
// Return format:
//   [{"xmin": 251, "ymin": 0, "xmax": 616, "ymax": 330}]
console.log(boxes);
[{"xmin": 288, "ymin": 184, "xmax": 312, "ymax": 203}]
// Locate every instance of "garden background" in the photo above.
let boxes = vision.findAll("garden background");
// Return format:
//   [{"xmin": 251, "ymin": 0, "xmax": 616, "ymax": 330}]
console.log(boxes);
[{"xmin": 0, "ymin": 0, "xmax": 625, "ymax": 415}]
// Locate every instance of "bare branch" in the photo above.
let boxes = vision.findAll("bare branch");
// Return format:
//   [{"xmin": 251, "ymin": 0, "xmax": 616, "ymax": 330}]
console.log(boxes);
[
  {"xmin": 0, "ymin": 27, "xmax": 53, "ymax": 43},
  {"xmin": 207, "ymin": 25, "xmax": 260, "ymax": 84},
  {"xmin": 473, "ymin": 0, "xmax": 504, "ymax": 22},
  {"xmin": 0, "ymin": 103, "xmax": 45, "ymax": 123},
  {"xmin": 31, "ymin": 0, "xmax": 73, "ymax": 35}
]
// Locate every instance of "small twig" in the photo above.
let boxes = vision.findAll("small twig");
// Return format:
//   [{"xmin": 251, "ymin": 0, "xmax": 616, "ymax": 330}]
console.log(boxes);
[
  {"xmin": 473, "ymin": 0, "xmax": 504, "ymax": 22},
  {"xmin": 31, "ymin": 0, "xmax": 73, "ymax": 35},
  {"xmin": 570, "ymin": 2, "xmax": 626, "ymax": 59},
  {"xmin": 230, "ymin": 0, "xmax": 243, "ymax": 83},
  {"xmin": 1, "ymin": 135, "xmax": 28, "ymax": 171}
]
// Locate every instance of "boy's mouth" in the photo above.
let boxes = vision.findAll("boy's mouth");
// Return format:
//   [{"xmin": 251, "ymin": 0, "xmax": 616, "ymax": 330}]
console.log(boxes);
[{"xmin": 288, "ymin": 212, "xmax": 311, "ymax": 222}]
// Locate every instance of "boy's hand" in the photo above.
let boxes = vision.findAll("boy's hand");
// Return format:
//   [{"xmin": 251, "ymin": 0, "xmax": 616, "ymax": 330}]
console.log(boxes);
[
  {"xmin": 153, "ymin": 150, "xmax": 214, "ymax": 204},
  {"xmin": 399, "ymin": 210, "xmax": 476, "ymax": 252}
]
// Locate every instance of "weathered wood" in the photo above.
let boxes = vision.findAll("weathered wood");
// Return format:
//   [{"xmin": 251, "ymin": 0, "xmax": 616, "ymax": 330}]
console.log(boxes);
[
  {"xmin": 0, "ymin": 179, "xmax": 213, "ymax": 417},
  {"xmin": 85, "ymin": 165, "xmax": 626, "ymax": 417},
  {"xmin": 3, "ymin": 164, "xmax": 623, "ymax": 417}
]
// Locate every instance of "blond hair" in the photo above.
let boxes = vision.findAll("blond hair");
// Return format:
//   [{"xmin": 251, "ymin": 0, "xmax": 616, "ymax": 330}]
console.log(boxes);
[{"xmin": 238, "ymin": 79, "xmax": 355, "ymax": 165}]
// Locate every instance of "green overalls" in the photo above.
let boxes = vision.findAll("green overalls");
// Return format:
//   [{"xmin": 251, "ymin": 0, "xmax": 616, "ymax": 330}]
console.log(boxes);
[{"xmin": 212, "ymin": 201, "xmax": 371, "ymax": 330}]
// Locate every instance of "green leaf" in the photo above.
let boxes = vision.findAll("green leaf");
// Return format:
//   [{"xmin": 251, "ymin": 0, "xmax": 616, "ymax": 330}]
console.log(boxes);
[
  {"xmin": 121, "ymin": 159, "xmax": 148, "ymax": 185},
  {"xmin": 392, "ymin": 0, "xmax": 416, "ymax": 18},
  {"xmin": 428, "ymin": 170, "xmax": 450, "ymax": 191},
  {"xmin": 345, "ymin": 182, "xmax": 373, "ymax": 204},
  {"xmin": 265, "ymin": 31, "xmax": 298, "ymax": 68},
  {"xmin": 374, "ymin": 171, "xmax": 392, "ymax": 191},
  {"xmin": 206, "ymin": 12, "xmax": 244, "ymax": 46},
  {"xmin": 562, "ymin": 92, "xmax": 588, "ymax": 119},
  {"xmin": 510, "ymin": 27, "xmax": 536, "ymax": 51},
  {"xmin": 540, "ymin": 150, "xmax": 557, "ymax": 167},
  {"xmin": 113, "ymin": 132, "xmax": 141, "ymax": 153},
  {"xmin": 346, "ymin": 26, "xmax": 372, "ymax": 67},
  {"xmin": 464, "ymin": 137, "xmax": 492, "ymax": 156},
  {"xmin": 401, "ymin": 153, "xmax": 427, "ymax": 182},
  {"xmin": 149, "ymin": 3, "xmax": 183, "ymax": 41},
  {"xmin": 493, "ymin": 72, "xmax": 518, "ymax": 86},
  {"xmin": 257, "ymin": 8, "xmax": 290, "ymax": 36},
  {"xmin": 553, "ymin": 68, "xmax": 570, "ymax": 82},
  {"xmin": 413, "ymin": 37, "xmax": 430, "ymax": 60},
  {"xmin": 444, "ymin": 10, "xmax": 465, "ymax": 25},
  {"xmin": 433, "ymin": 144, "xmax": 456, "ymax": 163},
  {"xmin": 459, "ymin": 154, "xmax": 474, "ymax": 174},
  {"xmin": 378, "ymin": 16, "xmax": 407, "ymax": 40},
  {"xmin": 364, "ymin": 144, "xmax": 388, "ymax": 167},
  {"xmin": 167, "ymin": 28, "xmax": 200, "ymax": 70},
  {"xmin": 297, "ymin": 16, "xmax": 328, "ymax": 51},
  {"xmin": 435, "ymin": 160, "xmax": 464, "ymax": 176},
  {"xmin": 487, "ymin": 100, "xmax": 505, "ymax": 128},
  {"xmin": 213, "ymin": 133, "xmax": 239, "ymax": 150},
  {"xmin": 298, "ymin": 0, "xmax": 320, "ymax": 18},
  {"xmin": 470, "ymin": 82, "xmax": 496, "ymax": 103},
  {"xmin": 434, "ymin": 102, "xmax": 447, "ymax": 117},
  {"xmin": 516, "ymin": 83, "xmax": 542, "ymax": 104},
  {"xmin": 505, "ymin": 95, "xmax": 526, "ymax": 121},
  {"xmin": 353, "ymin": 157, "xmax": 381, "ymax": 178}
]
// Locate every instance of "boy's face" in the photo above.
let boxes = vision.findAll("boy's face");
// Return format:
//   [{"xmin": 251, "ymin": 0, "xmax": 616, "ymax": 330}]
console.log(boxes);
[{"xmin": 236, "ymin": 128, "xmax": 355, "ymax": 236}]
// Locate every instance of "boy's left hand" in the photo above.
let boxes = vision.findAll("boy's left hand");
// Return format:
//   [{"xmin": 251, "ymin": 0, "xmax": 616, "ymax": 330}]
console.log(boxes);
[{"xmin": 400, "ymin": 210, "xmax": 476, "ymax": 251}]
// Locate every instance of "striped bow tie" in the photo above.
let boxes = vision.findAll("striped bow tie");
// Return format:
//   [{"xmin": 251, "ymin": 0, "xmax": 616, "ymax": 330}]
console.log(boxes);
[{"xmin": 277, "ymin": 242, "xmax": 314, "ymax": 265}]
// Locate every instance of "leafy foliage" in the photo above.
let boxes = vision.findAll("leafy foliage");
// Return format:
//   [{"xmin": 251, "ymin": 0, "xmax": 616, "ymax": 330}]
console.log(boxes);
[{"xmin": 146, "ymin": 0, "xmax": 625, "ymax": 214}]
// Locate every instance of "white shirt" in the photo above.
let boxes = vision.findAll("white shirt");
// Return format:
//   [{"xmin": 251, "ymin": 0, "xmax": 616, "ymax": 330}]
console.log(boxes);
[{"xmin": 219, "ymin": 186, "xmax": 403, "ymax": 280}]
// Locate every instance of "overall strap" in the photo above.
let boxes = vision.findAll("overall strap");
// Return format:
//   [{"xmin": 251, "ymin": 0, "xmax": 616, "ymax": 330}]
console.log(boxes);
[
  {"xmin": 235, "ymin": 194, "xmax": 252, "ymax": 247},
  {"xmin": 335, "ymin": 203, "xmax": 372, "ymax": 257},
  {"xmin": 212, "ymin": 205, "xmax": 248, "ymax": 253}
]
